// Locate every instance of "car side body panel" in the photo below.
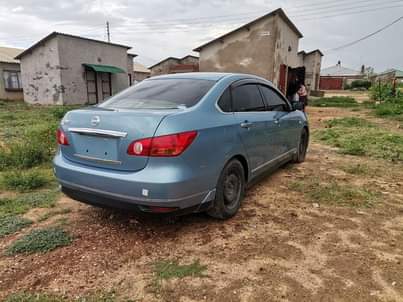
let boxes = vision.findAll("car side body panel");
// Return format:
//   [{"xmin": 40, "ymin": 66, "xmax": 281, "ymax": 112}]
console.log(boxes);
[{"xmin": 53, "ymin": 73, "xmax": 308, "ymax": 213}]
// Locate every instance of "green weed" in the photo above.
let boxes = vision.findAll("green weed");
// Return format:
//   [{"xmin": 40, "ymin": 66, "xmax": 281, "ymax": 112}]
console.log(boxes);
[
  {"xmin": 154, "ymin": 259, "xmax": 207, "ymax": 281},
  {"xmin": 0, "ymin": 190, "xmax": 59, "ymax": 218},
  {"xmin": 310, "ymin": 96, "xmax": 359, "ymax": 108},
  {"xmin": 289, "ymin": 179, "xmax": 378, "ymax": 208},
  {"xmin": 38, "ymin": 208, "xmax": 72, "ymax": 223},
  {"xmin": 315, "ymin": 118, "xmax": 403, "ymax": 161},
  {"xmin": 341, "ymin": 164, "xmax": 378, "ymax": 176},
  {"xmin": 325, "ymin": 117, "xmax": 374, "ymax": 128},
  {"xmin": 0, "ymin": 216, "xmax": 32, "ymax": 238},
  {"xmin": 5, "ymin": 227, "xmax": 72, "ymax": 255},
  {"xmin": 2, "ymin": 170, "xmax": 48, "ymax": 192}
]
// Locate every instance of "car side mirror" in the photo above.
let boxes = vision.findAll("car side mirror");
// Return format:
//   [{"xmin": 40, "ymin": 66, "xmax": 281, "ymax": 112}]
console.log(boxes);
[{"xmin": 292, "ymin": 102, "xmax": 304, "ymax": 111}]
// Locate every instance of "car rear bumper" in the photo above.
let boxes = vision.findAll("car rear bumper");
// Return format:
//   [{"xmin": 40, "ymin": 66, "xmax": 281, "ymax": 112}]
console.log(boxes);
[
  {"xmin": 61, "ymin": 186, "xmax": 213, "ymax": 215},
  {"xmin": 53, "ymin": 152, "xmax": 216, "ymax": 211}
]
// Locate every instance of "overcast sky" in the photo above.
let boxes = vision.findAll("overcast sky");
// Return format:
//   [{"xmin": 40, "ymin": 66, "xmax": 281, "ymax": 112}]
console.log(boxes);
[{"xmin": 0, "ymin": 0, "xmax": 402, "ymax": 71}]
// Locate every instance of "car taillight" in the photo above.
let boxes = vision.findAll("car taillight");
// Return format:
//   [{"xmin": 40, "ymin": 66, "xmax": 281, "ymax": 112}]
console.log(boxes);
[
  {"xmin": 127, "ymin": 131, "xmax": 197, "ymax": 157},
  {"xmin": 57, "ymin": 129, "xmax": 69, "ymax": 145}
]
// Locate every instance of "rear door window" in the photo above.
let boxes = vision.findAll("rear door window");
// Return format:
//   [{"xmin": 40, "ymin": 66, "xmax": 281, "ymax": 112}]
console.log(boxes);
[
  {"xmin": 232, "ymin": 84, "xmax": 266, "ymax": 112},
  {"xmin": 217, "ymin": 88, "xmax": 232, "ymax": 112},
  {"xmin": 99, "ymin": 78, "xmax": 215, "ymax": 110},
  {"xmin": 259, "ymin": 85, "xmax": 289, "ymax": 112}
]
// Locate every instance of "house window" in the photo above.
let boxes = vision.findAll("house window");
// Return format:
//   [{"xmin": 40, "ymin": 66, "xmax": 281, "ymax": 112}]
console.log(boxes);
[{"xmin": 3, "ymin": 70, "xmax": 22, "ymax": 91}]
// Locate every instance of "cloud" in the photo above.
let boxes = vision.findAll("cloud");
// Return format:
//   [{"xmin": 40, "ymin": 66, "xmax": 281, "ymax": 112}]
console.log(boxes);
[{"xmin": 0, "ymin": 0, "xmax": 402, "ymax": 70}]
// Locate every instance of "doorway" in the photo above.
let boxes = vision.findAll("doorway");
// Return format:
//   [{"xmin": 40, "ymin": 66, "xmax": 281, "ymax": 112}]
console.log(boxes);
[
  {"xmin": 85, "ymin": 69, "xmax": 98, "ymax": 104},
  {"xmin": 85, "ymin": 69, "xmax": 113, "ymax": 104}
]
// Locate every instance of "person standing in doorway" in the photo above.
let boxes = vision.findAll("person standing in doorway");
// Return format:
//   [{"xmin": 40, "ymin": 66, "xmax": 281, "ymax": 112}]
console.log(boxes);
[{"xmin": 298, "ymin": 82, "xmax": 308, "ymax": 112}]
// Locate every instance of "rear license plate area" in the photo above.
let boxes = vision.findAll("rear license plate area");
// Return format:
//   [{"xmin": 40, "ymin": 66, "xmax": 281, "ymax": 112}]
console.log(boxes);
[{"xmin": 73, "ymin": 134, "xmax": 119, "ymax": 162}]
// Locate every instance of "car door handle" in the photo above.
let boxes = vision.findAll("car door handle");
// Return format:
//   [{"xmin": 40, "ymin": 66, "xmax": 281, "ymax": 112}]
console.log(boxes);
[
  {"xmin": 240, "ymin": 121, "xmax": 253, "ymax": 128},
  {"xmin": 274, "ymin": 119, "xmax": 280, "ymax": 125}
]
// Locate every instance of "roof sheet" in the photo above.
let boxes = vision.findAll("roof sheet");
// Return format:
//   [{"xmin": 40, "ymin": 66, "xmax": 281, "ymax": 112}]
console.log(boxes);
[
  {"xmin": 321, "ymin": 65, "xmax": 361, "ymax": 77},
  {"xmin": 378, "ymin": 68, "xmax": 403, "ymax": 78},
  {"xmin": 0, "ymin": 46, "xmax": 24, "ymax": 63},
  {"xmin": 133, "ymin": 62, "xmax": 151, "ymax": 73}
]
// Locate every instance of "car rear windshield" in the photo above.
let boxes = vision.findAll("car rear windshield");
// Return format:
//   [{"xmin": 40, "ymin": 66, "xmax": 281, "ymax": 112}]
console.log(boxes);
[{"xmin": 99, "ymin": 78, "xmax": 216, "ymax": 110}]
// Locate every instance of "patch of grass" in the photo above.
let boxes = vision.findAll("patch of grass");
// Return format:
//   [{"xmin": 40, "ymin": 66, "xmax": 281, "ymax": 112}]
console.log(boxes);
[
  {"xmin": 0, "ymin": 142, "xmax": 50, "ymax": 170},
  {"xmin": 154, "ymin": 259, "xmax": 207, "ymax": 281},
  {"xmin": 2, "ymin": 170, "xmax": 48, "ymax": 192},
  {"xmin": 0, "ymin": 216, "xmax": 32, "ymax": 238},
  {"xmin": 325, "ymin": 117, "xmax": 374, "ymax": 128},
  {"xmin": 315, "ymin": 117, "xmax": 403, "ymax": 161},
  {"xmin": 0, "ymin": 101, "xmax": 80, "ymax": 170},
  {"xmin": 340, "ymin": 164, "xmax": 378, "ymax": 176},
  {"xmin": 289, "ymin": 179, "xmax": 378, "ymax": 208},
  {"xmin": 5, "ymin": 227, "xmax": 72, "ymax": 255},
  {"xmin": 0, "ymin": 190, "xmax": 59, "ymax": 218},
  {"xmin": 373, "ymin": 102, "xmax": 403, "ymax": 117},
  {"xmin": 310, "ymin": 96, "xmax": 359, "ymax": 108},
  {"xmin": 37, "ymin": 208, "xmax": 72, "ymax": 223}
]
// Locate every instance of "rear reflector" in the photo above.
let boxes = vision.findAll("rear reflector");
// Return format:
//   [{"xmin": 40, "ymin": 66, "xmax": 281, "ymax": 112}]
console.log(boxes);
[
  {"xmin": 57, "ymin": 129, "xmax": 69, "ymax": 145},
  {"xmin": 127, "ymin": 131, "xmax": 197, "ymax": 157}
]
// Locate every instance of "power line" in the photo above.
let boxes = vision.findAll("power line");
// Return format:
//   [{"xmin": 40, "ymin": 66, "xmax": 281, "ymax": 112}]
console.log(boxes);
[
  {"xmin": 326, "ymin": 15, "xmax": 403, "ymax": 52},
  {"xmin": 112, "ymin": 2, "xmax": 403, "ymax": 33},
  {"xmin": 3, "ymin": 1, "xmax": 403, "ymax": 48},
  {"xmin": 108, "ymin": 0, "xmax": 402, "ymax": 29},
  {"xmin": 108, "ymin": 3, "xmax": 403, "ymax": 34}
]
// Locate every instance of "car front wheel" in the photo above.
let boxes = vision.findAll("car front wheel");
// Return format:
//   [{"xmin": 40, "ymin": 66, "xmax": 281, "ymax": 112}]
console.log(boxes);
[
  {"xmin": 207, "ymin": 159, "xmax": 245, "ymax": 220},
  {"xmin": 293, "ymin": 128, "xmax": 309, "ymax": 163}
]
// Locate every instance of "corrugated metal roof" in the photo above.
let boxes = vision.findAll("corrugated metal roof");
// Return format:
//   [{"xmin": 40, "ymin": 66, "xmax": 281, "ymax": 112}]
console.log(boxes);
[
  {"xmin": 321, "ymin": 64, "xmax": 361, "ymax": 77},
  {"xmin": 133, "ymin": 62, "xmax": 151, "ymax": 73},
  {"xmin": 377, "ymin": 68, "xmax": 403, "ymax": 78},
  {"xmin": 0, "ymin": 46, "xmax": 24, "ymax": 63}
]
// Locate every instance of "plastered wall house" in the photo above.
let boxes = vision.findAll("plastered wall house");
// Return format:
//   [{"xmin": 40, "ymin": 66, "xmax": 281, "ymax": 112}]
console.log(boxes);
[
  {"xmin": 16, "ymin": 32, "xmax": 135, "ymax": 105},
  {"xmin": 0, "ymin": 46, "xmax": 24, "ymax": 100},
  {"xmin": 320, "ymin": 62, "xmax": 364, "ymax": 90},
  {"xmin": 297, "ymin": 50, "xmax": 323, "ymax": 93},
  {"xmin": 193, "ymin": 8, "xmax": 323, "ymax": 95},
  {"xmin": 149, "ymin": 55, "xmax": 199, "ymax": 76},
  {"xmin": 133, "ymin": 62, "xmax": 151, "ymax": 84}
]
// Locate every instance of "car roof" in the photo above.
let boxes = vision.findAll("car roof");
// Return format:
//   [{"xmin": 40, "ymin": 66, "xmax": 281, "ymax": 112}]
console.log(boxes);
[{"xmin": 147, "ymin": 72, "xmax": 271, "ymax": 83}]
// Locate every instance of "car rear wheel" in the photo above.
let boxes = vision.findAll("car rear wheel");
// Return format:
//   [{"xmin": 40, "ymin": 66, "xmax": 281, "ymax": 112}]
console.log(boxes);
[
  {"xmin": 293, "ymin": 128, "xmax": 309, "ymax": 163},
  {"xmin": 208, "ymin": 159, "xmax": 245, "ymax": 220}
]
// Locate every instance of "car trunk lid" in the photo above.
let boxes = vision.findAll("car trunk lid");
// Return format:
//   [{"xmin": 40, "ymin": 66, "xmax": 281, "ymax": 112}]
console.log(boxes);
[{"xmin": 60, "ymin": 107, "xmax": 171, "ymax": 171}]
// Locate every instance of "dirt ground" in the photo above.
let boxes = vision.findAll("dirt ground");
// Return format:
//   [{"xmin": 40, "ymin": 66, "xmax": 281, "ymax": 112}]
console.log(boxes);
[
  {"xmin": 324, "ymin": 90, "xmax": 370, "ymax": 103},
  {"xmin": 1, "ymin": 107, "xmax": 403, "ymax": 302}
]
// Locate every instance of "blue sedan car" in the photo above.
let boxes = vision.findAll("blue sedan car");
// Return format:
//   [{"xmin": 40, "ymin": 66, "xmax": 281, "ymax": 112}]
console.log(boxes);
[{"xmin": 54, "ymin": 73, "xmax": 308, "ymax": 219}]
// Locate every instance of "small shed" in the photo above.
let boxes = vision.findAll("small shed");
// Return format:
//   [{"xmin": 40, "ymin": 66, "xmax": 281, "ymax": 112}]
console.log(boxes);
[
  {"xmin": 133, "ymin": 62, "xmax": 151, "ymax": 84},
  {"xmin": 0, "ymin": 46, "xmax": 24, "ymax": 100},
  {"xmin": 320, "ymin": 62, "xmax": 363, "ymax": 90},
  {"xmin": 149, "ymin": 55, "xmax": 199, "ymax": 77},
  {"xmin": 16, "ymin": 32, "xmax": 135, "ymax": 105}
]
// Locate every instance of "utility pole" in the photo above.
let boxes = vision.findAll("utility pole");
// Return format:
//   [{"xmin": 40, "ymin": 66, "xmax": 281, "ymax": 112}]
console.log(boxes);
[{"xmin": 106, "ymin": 21, "xmax": 110, "ymax": 43}]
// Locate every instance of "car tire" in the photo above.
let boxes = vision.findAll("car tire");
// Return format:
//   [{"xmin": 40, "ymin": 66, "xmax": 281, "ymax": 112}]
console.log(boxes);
[
  {"xmin": 207, "ymin": 159, "xmax": 245, "ymax": 220},
  {"xmin": 293, "ymin": 128, "xmax": 309, "ymax": 163}
]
